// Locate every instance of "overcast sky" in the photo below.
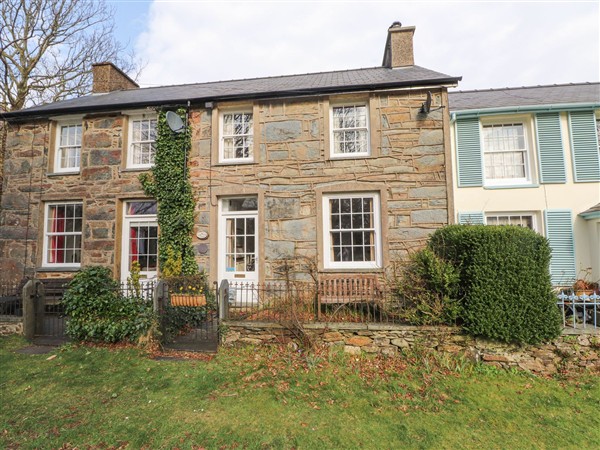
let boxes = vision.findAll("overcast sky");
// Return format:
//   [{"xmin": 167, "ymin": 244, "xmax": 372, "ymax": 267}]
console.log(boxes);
[{"xmin": 112, "ymin": 0, "xmax": 600, "ymax": 92}]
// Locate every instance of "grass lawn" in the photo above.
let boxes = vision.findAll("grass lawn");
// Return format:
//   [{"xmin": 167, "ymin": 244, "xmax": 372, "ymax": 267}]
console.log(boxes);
[{"xmin": 1, "ymin": 335, "xmax": 599, "ymax": 449}]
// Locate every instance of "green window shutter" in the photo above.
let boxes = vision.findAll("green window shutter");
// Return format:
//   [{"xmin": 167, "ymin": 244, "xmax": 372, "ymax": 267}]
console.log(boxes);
[
  {"xmin": 568, "ymin": 111, "xmax": 600, "ymax": 182},
  {"xmin": 535, "ymin": 112, "xmax": 566, "ymax": 183},
  {"xmin": 458, "ymin": 212, "xmax": 484, "ymax": 225},
  {"xmin": 456, "ymin": 118, "xmax": 483, "ymax": 187},
  {"xmin": 544, "ymin": 209, "xmax": 576, "ymax": 285}
]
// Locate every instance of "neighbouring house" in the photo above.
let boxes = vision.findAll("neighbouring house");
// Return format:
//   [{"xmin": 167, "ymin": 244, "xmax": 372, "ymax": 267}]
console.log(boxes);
[
  {"xmin": 0, "ymin": 22, "xmax": 461, "ymax": 287},
  {"xmin": 449, "ymin": 83, "xmax": 600, "ymax": 286}
]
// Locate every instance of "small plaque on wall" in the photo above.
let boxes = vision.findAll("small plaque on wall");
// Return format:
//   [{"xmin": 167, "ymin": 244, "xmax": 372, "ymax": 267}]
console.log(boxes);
[{"xmin": 196, "ymin": 231, "xmax": 208, "ymax": 240}]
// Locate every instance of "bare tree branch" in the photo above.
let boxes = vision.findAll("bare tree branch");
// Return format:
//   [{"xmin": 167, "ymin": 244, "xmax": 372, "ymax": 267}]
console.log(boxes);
[{"xmin": 0, "ymin": 0, "xmax": 143, "ymax": 111}]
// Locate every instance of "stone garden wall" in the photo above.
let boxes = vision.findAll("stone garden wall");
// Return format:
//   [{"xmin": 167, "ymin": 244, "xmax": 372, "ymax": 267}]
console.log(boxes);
[
  {"xmin": 223, "ymin": 321, "xmax": 600, "ymax": 376},
  {"xmin": 0, "ymin": 318, "xmax": 22, "ymax": 336}
]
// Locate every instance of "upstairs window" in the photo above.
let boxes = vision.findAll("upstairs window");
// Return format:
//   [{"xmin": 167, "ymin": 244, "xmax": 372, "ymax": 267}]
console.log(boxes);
[
  {"xmin": 128, "ymin": 116, "xmax": 157, "ymax": 168},
  {"xmin": 482, "ymin": 123, "xmax": 530, "ymax": 185},
  {"xmin": 220, "ymin": 112, "xmax": 253, "ymax": 162},
  {"xmin": 55, "ymin": 123, "xmax": 82, "ymax": 173},
  {"xmin": 330, "ymin": 105, "xmax": 369, "ymax": 158},
  {"xmin": 43, "ymin": 202, "xmax": 83, "ymax": 267}
]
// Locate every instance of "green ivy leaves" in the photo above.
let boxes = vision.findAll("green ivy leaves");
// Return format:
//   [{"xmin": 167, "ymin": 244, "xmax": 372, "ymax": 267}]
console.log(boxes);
[{"xmin": 140, "ymin": 109, "xmax": 198, "ymax": 276}]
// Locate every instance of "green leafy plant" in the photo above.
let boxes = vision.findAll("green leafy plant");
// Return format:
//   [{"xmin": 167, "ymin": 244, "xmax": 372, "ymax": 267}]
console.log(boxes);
[
  {"xmin": 392, "ymin": 248, "xmax": 461, "ymax": 326},
  {"xmin": 63, "ymin": 266, "xmax": 156, "ymax": 343},
  {"xmin": 428, "ymin": 225, "xmax": 562, "ymax": 344},
  {"xmin": 139, "ymin": 108, "xmax": 197, "ymax": 276},
  {"xmin": 127, "ymin": 261, "xmax": 142, "ymax": 298}
]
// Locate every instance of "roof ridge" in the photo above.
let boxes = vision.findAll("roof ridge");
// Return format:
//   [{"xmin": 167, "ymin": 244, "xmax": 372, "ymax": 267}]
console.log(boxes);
[{"xmin": 450, "ymin": 81, "xmax": 600, "ymax": 95}]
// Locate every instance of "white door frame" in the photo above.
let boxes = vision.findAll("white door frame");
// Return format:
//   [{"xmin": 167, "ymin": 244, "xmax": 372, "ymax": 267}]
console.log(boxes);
[
  {"xmin": 120, "ymin": 201, "xmax": 158, "ymax": 285},
  {"xmin": 218, "ymin": 196, "xmax": 259, "ymax": 288}
]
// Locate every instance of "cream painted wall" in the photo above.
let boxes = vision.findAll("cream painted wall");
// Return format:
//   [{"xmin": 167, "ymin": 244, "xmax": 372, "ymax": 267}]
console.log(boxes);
[{"xmin": 451, "ymin": 111, "xmax": 600, "ymax": 284}]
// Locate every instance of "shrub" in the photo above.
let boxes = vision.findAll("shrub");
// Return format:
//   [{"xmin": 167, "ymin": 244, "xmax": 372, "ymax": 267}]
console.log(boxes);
[
  {"xmin": 392, "ymin": 248, "xmax": 461, "ymax": 325},
  {"xmin": 428, "ymin": 225, "xmax": 562, "ymax": 344},
  {"xmin": 63, "ymin": 266, "xmax": 156, "ymax": 343}
]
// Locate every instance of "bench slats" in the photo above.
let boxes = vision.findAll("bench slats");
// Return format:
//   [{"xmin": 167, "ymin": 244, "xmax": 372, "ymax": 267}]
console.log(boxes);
[{"xmin": 318, "ymin": 275, "xmax": 381, "ymax": 304}]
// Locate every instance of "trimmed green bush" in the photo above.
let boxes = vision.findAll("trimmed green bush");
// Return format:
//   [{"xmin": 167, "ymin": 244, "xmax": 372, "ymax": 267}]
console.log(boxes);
[
  {"xmin": 63, "ymin": 266, "xmax": 156, "ymax": 343},
  {"xmin": 392, "ymin": 248, "xmax": 461, "ymax": 325},
  {"xmin": 428, "ymin": 225, "xmax": 562, "ymax": 344}
]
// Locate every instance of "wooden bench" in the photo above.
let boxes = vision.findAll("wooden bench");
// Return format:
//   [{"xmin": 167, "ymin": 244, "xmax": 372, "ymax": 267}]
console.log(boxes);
[{"xmin": 318, "ymin": 275, "xmax": 382, "ymax": 305}]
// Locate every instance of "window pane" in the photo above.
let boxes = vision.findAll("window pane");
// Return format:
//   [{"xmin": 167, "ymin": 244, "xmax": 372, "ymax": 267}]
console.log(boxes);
[
  {"xmin": 46, "ymin": 203, "xmax": 83, "ymax": 266},
  {"xmin": 246, "ymin": 217, "xmax": 255, "ymax": 234},
  {"xmin": 130, "ymin": 118, "xmax": 157, "ymax": 166},
  {"xmin": 331, "ymin": 105, "xmax": 368, "ymax": 154},
  {"xmin": 222, "ymin": 113, "xmax": 253, "ymax": 160},
  {"xmin": 483, "ymin": 124, "xmax": 527, "ymax": 181},
  {"xmin": 226, "ymin": 197, "xmax": 257, "ymax": 212},
  {"xmin": 326, "ymin": 195, "xmax": 378, "ymax": 266},
  {"xmin": 127, "ymin": 201, "xmax": 157, "ymax": 215}
]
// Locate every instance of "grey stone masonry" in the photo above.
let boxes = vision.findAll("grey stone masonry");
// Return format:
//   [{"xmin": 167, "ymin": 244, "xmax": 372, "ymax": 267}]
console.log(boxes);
[{"xmin": 0, "ymin": 89, "xmax": 451, "ymax": 282}]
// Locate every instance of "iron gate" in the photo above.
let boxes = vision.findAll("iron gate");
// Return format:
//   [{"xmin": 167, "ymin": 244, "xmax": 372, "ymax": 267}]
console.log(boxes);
[
  {"xmin": 33, "ymin": 279, "xmax": 70, "ymax": 345},
  {"xmin": 158, "ymin": 281, "xmax": 219, "ymax": 352}
]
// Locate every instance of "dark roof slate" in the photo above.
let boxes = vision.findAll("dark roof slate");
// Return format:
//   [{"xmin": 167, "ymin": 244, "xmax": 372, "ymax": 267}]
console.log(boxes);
[
  {"xmin": 449, "ymin": 82, "xmax": 600, "ymax": 112},
  {"xmin": 3, "ymin": 65, "xmax": 460, "ymax": 119}
]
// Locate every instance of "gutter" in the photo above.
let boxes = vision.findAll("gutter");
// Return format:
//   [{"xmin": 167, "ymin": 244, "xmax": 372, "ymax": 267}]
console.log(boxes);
[
  {"xmin": 450, "ymin": 102, "xmax": 600, "ymax": 122},
  {"xmin": 580, "ymin": 211, "xmax": 600, "ymax": 220}
]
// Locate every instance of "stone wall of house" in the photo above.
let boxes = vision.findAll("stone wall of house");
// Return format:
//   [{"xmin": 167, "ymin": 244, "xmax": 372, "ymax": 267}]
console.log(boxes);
[
  {"xmin": 1, "ymin": 88, "xmax": 450, "ymax": 282},
  {"xmin": 223, "ymin": 321, "xmax": 600, "ymax": 375},
  {"xmin": 0, "ymin": 115, "xmax": 147, "ymax": 280},
  {"xmin": 189, "ymin": 89, "xmax": 450, "ymax": 282}
]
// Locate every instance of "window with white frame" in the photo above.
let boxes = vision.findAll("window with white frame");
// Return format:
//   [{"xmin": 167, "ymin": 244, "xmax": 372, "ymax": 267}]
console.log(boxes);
[
  {"xmin": 330, "ymin": 104, "xmax": 369, "ymax": 157},
  {"xmin": 220, "ymin": 112, "xmax": 253, "ymax": 162},
  {"xmin": 323, "ymin": 193, "xmax": 381, "ymax": 269},
  {"xmin": 128, "ymin": 116, "xmax": 157, "ymax": 168},
  {"xmin": 486, "ymin": 213, "xmax": 535, "ymax": 230},
  {"xmin": 482, "ymin": 123, "xmax": 530, "ymax": 185},
  {"xmin": 43, "ymin": 202, "xmax": 83, "ymax": 267},
  {"xmin": 55, "ymin": 123, "xmax": 82, "ymax": 172}
]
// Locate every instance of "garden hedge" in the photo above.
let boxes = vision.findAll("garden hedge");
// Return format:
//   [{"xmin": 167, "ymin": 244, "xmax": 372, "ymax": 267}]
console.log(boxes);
[{"xmin": 428, "ymin": 225, "xmax": 562, "ymax": 344}]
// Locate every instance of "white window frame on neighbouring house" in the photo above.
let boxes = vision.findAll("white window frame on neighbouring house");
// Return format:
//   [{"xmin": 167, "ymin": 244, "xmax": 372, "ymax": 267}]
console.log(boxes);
[
  {"xmin": 330, "ymin": 104, "xmax": 370, "ymax": 158},
  {"xmin": 127, "ymin": 115, "xmax": 157, "ymax": 169},
  {"xmin": 42, "ymin": 202, "xmax": 83, "ymax": 268},
  {"xmin": 54, "ymin": 122, "xmax": 82, "ymax": 173},
  {"xmin": 482, "ymin": 122, "xmax": 532, "ymax": 186},
  {"xmin": 322, "ymin": 192, "xmax": 381, "ymax": 269},
  {"xmin": 485, "ymin": 212, "xmax": 537, "ymax": 231},
  {"xmin": 219, "ymin": 111, "xmax": 254, "ymax": 163}
]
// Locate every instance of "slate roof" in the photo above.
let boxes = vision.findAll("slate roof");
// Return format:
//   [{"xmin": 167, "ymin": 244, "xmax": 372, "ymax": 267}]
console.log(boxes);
[
  {"xmin": 449, "ymin": 82, "xmax": 600, "ymax": 112},
  {"xmin": 2, "ymin": 65, "xmax": 460, "ymax": 120}
]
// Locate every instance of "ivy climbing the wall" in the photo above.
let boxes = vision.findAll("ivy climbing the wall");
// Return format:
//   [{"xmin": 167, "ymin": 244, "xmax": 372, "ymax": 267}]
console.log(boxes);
[{"xmin": 139, "ymin": 108, "xmax": 198, "ymax": 276}]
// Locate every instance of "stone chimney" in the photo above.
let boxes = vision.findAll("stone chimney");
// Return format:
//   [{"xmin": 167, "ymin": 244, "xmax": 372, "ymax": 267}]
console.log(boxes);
[
  {"xmin": 382, "ymin": 21, "xmax": 416, "ymax": 68},
  {"xmin": 91, "ymin": 62, "xmax": 139, "ymax": 94}
]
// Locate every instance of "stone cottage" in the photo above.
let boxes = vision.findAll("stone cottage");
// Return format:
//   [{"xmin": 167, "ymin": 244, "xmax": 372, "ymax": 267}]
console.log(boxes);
[{"xmin": 0, "ymin": 22, "xmax": 461, "ymax": 287}]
